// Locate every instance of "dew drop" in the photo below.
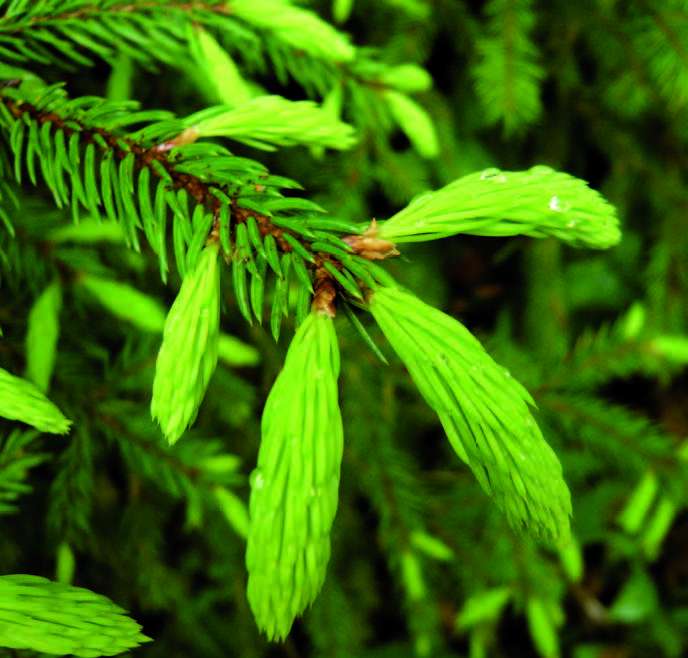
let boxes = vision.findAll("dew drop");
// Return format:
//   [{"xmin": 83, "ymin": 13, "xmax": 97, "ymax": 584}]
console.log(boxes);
[
  {"xmin": 529, "ymin": 165, "xmax": 554, "ymax": 175},
  {"xmin": 549, "ymin": 195, "xmax": 572, "ymax": 212},
  {"xmin": 250, "ymin": 469, "xmax": 265, "ymax": 490},
  {"xmin": 480, "ymin": 167, "xmax": 507, "ymax": 182}
]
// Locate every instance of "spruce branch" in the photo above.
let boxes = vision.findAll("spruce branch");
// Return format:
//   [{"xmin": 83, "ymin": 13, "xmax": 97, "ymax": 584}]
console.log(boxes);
[
  {"xmin": 633, "ymin": 0, "xmax": 688, "ymax": 111},
  {"xmin": 3, "ymin": 2, "xmax": 686, "ymax": 656},
  {"xmin": 98, "ymin": 407, "xmax": 244, "ymax": 508},
  {"xmin": 47, "ymin": 430, "xmax": 94, "ymax": 552},
  {"xmin": 0, "ymin": 0, "xmax": 443, "ymax": 176},
  {"xmin": 472, "ymin": 0, "xmax": 544, "ymax": 134},
  {"xmin": 0, "ymin": 84, "xmax": 388, "ymax": 319},
  {"xmin": 538, "ymin": 318, "xmax": 684, "ymax": 392},
  {"xmin": 344, "ymin": 369, "xmax": 444, "ymax": 653},
  {"xmin": 0, "ymin": 0, "xmax": 426, "ymax": 100},
  {"xmin": 0, "ymin": 429, "xmax": 47, "ymax": 515},
  {"xmin": 540, "ymin": 394, "xmax": 680, "ymax": 476}
]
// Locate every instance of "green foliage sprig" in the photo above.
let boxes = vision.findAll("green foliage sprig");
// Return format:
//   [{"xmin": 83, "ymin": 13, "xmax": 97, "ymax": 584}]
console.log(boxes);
[
  {"xmin": 369, "ymin": 286, "xmax": 572, "ymax": 543},
  {"xmin": 152, "ymin": 242, "xmax": 221, "ymax": 444},
  {"xmin": 4, "ymin": 2, "xmax": 684, "ymax": 656},
  {"xmin": 183, "ymin": 96, "xmax": 357, "ymax": 151},
  {"xmin": 0, "ymin": 429, "xmax": 46, "ymax": 515},
  {"xmin": 377, "ymin": 166, "xmax": 621, "ymax": 248},
  {"xmin": 246, "ymin": 310, "xmax": 343, "ymax": 639},
  {"xmin": 25, "ymin": 278, "xmax": 61, "ymax": 391},
  {"xmin": 0, "ymin": 367, "xmax": 71, "ymax": 433},
  {"xmin": 0, "ymin": 574, "xmax": 149, "ymax": 656},
  {"xmin": 0, "ymin": 68, "xmax": 620, "ymax": 642},
  {"xmin": 0, "ymin": 81, "xmax": 385, "ymax": 328},
  {"xmin": 472, "ymin": 0, "xmax": 543, "ymax": 134}
]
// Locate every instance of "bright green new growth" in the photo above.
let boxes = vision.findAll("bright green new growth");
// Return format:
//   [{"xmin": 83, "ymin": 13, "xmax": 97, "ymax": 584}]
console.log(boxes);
[
  {"xmin": 25, "ymin": 280, "xmax": 62, "ymax": 392},
  {"xmin": 151, "ymin": 242, "xmax": 221, "ymax": 444},
  {"xmin": 47, "ymin": 218, "xmax": 126, "ymax": 244},
  {"xmin": 77, "ymin": 274, "xmax": 257, "ymax": 365},
  {"xmin": 0, "ymin": 574, "xmax": 149, "ymax": 657},
  {"xmin": 186, "ymin": 96, "xmax": 357, "ymax": 151},
  {"xmin": 246, "ymin": 311, "xmax": 343, "ymax": 640},
  {"xmin": 370, "ymin": 286, "xmax": 572, "ymax": 543},
  {"xmin": 79, "ymin": 274, "xmax": 167, "ymax": 333},
  {"xmin": 1, "ymin": 0, "xmax": 677, "ymax": 653},
  {"xmin": 378, "ymin": 166, "xmax": 621, "ymax": 248},
  {"xmin": 0, "ymin": 368, "xmax": 71, "ymax": 434},
  {"xmin": 218, "ymin": 333, "xmax": 260, "ymax": 367},
  {"xmin": 384, "ymin": 90, "xmax": 439, "ymax": 159},
  {"xmin": 187, "ymin": 25, "xmax": 254, "ymax": 107},
  {"xmin": 378, "ymin": 64, "xmax": 434, "ymax": 94},
  {"xmin": 333, "ymin": 0, "xmax": 354, "ymax": 23},
  {"xmin": 231, "ymin": 0, "xmax": 356, "ymax": 63}
]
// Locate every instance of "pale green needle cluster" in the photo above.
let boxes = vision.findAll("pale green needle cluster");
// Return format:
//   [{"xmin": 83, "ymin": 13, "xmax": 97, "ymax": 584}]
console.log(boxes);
[
  {"xmin": 187, "ymin": 96, "xmax": 357, "ymax": 151},
  {"xmin": 378, "ymin": 64, "xmax": 433, "ymax": 93},
  {"xmin": 231, "ymin": 0, "xmax": 356, "ymax": 63},
  {"xmin": 80, "ymin": 274, "xmax": 167, "ymax": 333},
  {"xmin": 151, "ymin": 242, "xmax": 221, "ymax": 444},
  {"xmin": 0, "ymin": 574, "xmax": 149, "ymax": 657},
  {"xmin": 246, "ymin": 311, "xmax": 343, "ymax": 640},
  {"xmin": 76, "ymin": 272, "xmax": 257, "ymax": 366},
  {"xmin": 378, "ymin": 165, "xmax": 621, "ymax": 249},
  {"xmin": 218, "ymin": 333, "xmax": 260, "ymax": 367},
  {"xmin": 370, "ymin": 286, "xmax": 572, "ymax": 544},
  {"xmin": 47, "ymin": 218, "xmax": 126, "ymax": 244},
  {"xmin": 0, "ymin": 367, "xmax": 71, "ymax": 434},
  {"xmin": 384, "ymin": 90, "xmax": 439, "ymax": 159},
  {"xmin": 187, "ymin": 25, "xmax": 254, "ymax": 107},
  {"xmin": 25, "ymin": 280, "xmax": 62, "ymax": 392}
]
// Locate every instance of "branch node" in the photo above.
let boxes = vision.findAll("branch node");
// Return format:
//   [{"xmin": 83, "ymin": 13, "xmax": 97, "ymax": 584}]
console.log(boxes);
[
  {"xmin": 313, "ymin": 267, "xmax": 337, "ymax": 317},
  {"xmin": 344, "ymin": 219, "xmax": 399, "ymax": 260}
]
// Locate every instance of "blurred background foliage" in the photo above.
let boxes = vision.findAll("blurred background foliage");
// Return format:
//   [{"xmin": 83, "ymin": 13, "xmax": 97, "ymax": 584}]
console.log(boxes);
[{"xmin": 2, "ymin": 0, "xmax": 688, "ymax": 657}]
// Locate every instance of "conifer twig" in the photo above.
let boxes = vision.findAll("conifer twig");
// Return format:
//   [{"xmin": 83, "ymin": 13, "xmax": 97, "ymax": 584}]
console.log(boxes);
[{"xmin": 1, "ymin": 95, "xmax": 384, "ymax": 314}]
